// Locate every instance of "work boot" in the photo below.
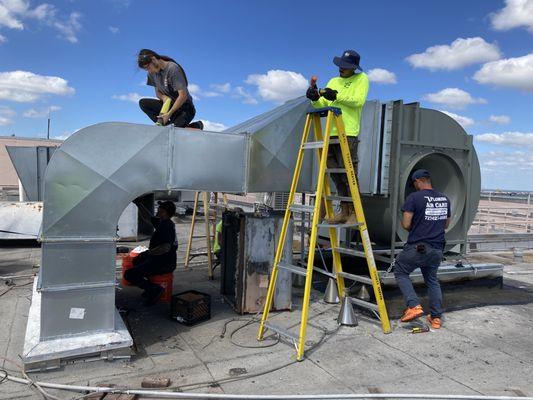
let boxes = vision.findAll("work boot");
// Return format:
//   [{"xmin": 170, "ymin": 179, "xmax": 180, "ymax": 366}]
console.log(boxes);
[
  {"xmin": 400, "ymin": 305, "xmax": 424, "ymax": 322},
  {"xmin": 343, "ymin": 204, "xmax": 357, "ymax": 225},
  {"xmin": 326, "ymin": 203, "xmax": 349, "ymax": 224},
  {"xmin": 427, "ymin": 315, "xmax": 442, "ymax": 329}
]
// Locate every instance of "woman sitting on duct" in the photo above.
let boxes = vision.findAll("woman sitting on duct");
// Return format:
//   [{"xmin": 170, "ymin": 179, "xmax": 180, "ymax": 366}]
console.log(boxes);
[{"xmin": 137, "ymin": 48, "xmax": 203, "ymax": 129}]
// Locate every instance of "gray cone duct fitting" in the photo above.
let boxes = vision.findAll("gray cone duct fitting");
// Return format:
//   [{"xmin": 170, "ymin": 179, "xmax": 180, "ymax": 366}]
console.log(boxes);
[
  {"xmin": 324, "ymin": 278, "xmax": 340, "ymax": 304},
  {"xmin": 23, "ymin": 97, "xmax": 481, "ymax": 368}
]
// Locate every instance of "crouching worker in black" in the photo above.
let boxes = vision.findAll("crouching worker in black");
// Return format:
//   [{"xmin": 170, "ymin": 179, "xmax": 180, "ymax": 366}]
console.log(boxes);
[
  {"xmin": 125, "ymin": 200, "xmax": 178, "ymax": 305},
  {"xmin": 137, "ymin": 48, "xmax": 203, "ymax": 129}
]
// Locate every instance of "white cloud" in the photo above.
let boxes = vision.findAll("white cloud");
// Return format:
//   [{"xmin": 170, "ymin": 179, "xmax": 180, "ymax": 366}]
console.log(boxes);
[
  {"xmin": 27, "ymin": 3, "xmax": 56, "ymax": 20},
  {"xmin": 23, "ymin": 105, "xmax": 61, "ymax": 118},
  {"xmin": 112, "ymin": 92, "xmax": 142, "ymax": 103},
  {"xmin": 202, "ymin": 120, "xmax": 228, "ymax": 132},
  {"xmin": 406, "ymin": 37, "xmax": 501, "ymax": 71},
  {"xmin": 479, "ymin": 150, "xmax": 533, "ymax": 190},
  {"xmin": 0, "ymin": 105, "xmax": 14, "ymax": 125},
  {"xmin": 109, "ymin": 26, "xmax": 119, "ymax": 34},
  {"xmin": 53, "ymin": 11, "xmax": 81, "ymax": 43},
  {"xmin": 491, "ymin": 0, "xmax": 533, "ymax": 32},
  {"xmin": 475, "ymin": 131, "xmax": 533, "ymax": 147},
  {"xmin": 188, "ymin": 83, "xmax": 221, "ymax": 100},
  {"xmin": 0, "ymin": 105, "xmax": 15, "ymax": 116},
  {"xmin": 54, "ymin": 127, "xmax": 80, "ymax": 140},
  {"xmin": 232, "ymin": 86, "xmax": 258, "ymax": 105},
  {"xmin": 210, "ymin": 83, "xmax": 231, "ymax": 93},
  {"xmin": 0, "ymin": 70, "xmax": 74, "ymax": 102},
  {"xmin": 473, "ymin": 53, "xmax": 533, "ymax": 91},
  {"xmin": 0, "ymin": 1, "xmax": 80, "ymax": 43},
  {"xmin": 0, "ymin": 0, "xmax": 26, "ymax": 29},
  {"xmin": 0, "ymin": 34, "xmax": 6, "ymax": 43},
  {"xmin": 440, "ymin": 110, "xmax": 475, "ymax": 127},
  {"xmin": 423, "ymin": 88, "xmax": 487, "ymax": 110},
  {"xmin": 367, "ymin": 68, "xmax": 397, "ymax": 84},
  {"xmin": 489, "ymin": 114, "xmax": 511, "ymax": 125},
  {"xmin": 245, "ymin": 70, "xmax": 307, "ymax": 103}
]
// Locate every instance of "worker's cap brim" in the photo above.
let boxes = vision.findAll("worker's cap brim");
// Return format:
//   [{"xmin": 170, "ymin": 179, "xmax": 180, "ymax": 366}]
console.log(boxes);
[{"xmin": 333, "ymin": 57, "xmax": 362, "ymax": 71}]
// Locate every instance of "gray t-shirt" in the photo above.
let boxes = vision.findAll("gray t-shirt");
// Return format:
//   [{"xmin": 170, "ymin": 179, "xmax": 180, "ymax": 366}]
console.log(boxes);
[{"xmin": 147, "ymin": 62, "xmax": 190, "ymax": 101}]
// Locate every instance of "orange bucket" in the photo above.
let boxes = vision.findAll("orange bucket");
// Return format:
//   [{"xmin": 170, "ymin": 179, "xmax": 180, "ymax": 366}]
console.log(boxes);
[
  {"xmin": 149, "ymin": 273, "xmax": 174, "ymax": 303},
  {"xmin": 121, "ymin": 251, "xmax": 140, "ymax": 286}
]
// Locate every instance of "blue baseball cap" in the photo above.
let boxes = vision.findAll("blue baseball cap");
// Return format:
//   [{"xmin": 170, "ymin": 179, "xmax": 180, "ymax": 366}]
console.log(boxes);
[{"xmin": 411, "ymin": 169, "xmax": 430, "ymax": 181}]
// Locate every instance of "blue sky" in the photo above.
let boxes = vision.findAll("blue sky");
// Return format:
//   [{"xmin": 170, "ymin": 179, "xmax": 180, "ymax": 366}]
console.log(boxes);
[{"xmin": 0, "ymin": 0, "xmax": 532, "ymax": 190}]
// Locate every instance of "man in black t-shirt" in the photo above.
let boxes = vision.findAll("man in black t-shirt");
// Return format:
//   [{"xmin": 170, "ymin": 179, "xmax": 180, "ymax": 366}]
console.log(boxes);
[
  {"xmin": 124, "ymin": 201, "xmax": 178, "ymax": 305},
  {"xmin": 394, "ymin": 169, "xmax": 451, "ymax": 329}
]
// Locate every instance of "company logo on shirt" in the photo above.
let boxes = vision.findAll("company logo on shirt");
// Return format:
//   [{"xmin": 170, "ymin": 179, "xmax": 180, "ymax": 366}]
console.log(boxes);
[{"xmin": 423, "ymin": 196, "xmax": 448, "ymax": 221}]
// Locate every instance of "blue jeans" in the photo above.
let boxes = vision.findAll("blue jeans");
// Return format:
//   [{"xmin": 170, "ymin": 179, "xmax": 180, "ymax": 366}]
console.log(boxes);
[{"xmin": 393, "ymin": 243, "xmax": 443, "ymax": 318}]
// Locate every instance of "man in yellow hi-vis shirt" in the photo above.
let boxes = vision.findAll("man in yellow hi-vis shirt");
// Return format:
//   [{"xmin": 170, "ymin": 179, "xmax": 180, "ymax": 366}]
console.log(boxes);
[{"xmin": 307, "ymin": 49, "xmax": 369, "ymax": 224}]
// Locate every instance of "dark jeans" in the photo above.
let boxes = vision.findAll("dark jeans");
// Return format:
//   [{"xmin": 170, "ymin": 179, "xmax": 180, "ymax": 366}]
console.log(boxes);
[
  {"xmin": 393, "ymin": 243, "xmax": 443, "ymax": 317},
  {"xmin": 139, "ymin": 98, "xmax": 196, "ymax": 128},
  {"xmin": 124, "ymin": 254, "xmax": 174, "ymax": 292},
  {"xmin": 327, "ymin": 136, "xmax": 358, "ymax": 198}
]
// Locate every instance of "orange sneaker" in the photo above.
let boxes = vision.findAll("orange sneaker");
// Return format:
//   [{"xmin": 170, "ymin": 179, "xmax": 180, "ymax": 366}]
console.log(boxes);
[
  {"xmin": 427, "ymin": 315, "xmax": 442, "ymax": 329},
  {"xmin": 400, "ymin": 305, "xmax": 424, "ymax": 322}
]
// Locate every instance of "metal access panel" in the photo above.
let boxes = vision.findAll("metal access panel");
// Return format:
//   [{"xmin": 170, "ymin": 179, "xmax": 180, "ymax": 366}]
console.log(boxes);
[
  {"xmin": 220, "ymin": 210, "xmax": 292, "ymax": 314},
  {"xmin": 357, "ymin": 101, "xmax": 382, "ymax": 195},
  {"xmin": 6, "ymin": 146, "xmax": 56, "ymax": 201}
]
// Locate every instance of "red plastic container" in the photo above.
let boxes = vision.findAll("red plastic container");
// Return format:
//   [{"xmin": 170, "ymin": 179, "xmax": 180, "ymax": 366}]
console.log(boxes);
[
  {"xmin": 149, "ymin": 273, "xmax": 173, "ymax": 303},
  {"xmin": 121, "ymin": 251, "xmax": 140, "ymax": 286}
]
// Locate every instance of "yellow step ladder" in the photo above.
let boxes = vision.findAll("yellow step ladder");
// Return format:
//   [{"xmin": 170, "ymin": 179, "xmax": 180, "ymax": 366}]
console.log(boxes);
[
  {"xmin": 257, "ymin": 107, "xmax": 391, "ymax": 361},
  {"xmin": 184, "ymin": 192, "xmax": 227, "ymax": 279}
]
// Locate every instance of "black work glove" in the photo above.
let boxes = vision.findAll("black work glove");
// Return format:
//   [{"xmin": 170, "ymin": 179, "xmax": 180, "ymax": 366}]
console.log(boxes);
[
  {"xmin": 306, "ymin": 87, "xmax": 320, "ymax": 101},
  {"xmin": 320, "ymin": 87, "xmax": 338, "ymax": 101}
]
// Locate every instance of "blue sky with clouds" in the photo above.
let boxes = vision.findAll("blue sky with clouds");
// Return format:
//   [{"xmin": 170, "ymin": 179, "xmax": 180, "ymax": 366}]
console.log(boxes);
[{"xmin": 0, "ymin": 0, "xmax": 532, "ymax": 190}]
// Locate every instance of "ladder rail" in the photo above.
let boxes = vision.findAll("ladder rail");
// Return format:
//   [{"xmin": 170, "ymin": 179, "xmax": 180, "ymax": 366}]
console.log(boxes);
[
  {"xmin": 184, "ymin": 191, "xmax": 200, "ymax": 269},
  {"xmin": 334, "ymin": 117, "xmax": 391, "ymax": 333},
  {"xmin": 296, "ymin": 111, "xmax": 335, "ymax": 361},
  {"xmin": 313, "ymin": 114, "xmax": 346, "ymax": 299},
  {"xmin": 258, "ymin": 113, "xmax": 313, "ymax": 341}
]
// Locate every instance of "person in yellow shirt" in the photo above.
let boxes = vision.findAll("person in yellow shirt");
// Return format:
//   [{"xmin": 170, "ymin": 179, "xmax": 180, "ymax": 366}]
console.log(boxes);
[{"xmin": 306, "ymin": 50, "xmax": 369, "ymax": 224}]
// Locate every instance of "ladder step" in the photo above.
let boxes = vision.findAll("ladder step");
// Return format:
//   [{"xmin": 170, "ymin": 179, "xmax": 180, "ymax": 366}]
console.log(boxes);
[
  {"xmin": 334, "ymin": 247, "xmax": 367, "ymax": 258},
  {"xmin": 330, "ymin": 139, "xmax": 340, "ymax": 144},
  {"xmin": 326, "ymin": 195, "xmax": 353, "ymax": 202},
  {"xmin": 264, "ymin": 322, "xmax": 299, "ymax": 341},
  {"xmin": 349, "ymin": 296, "xmax": 379, "ymax": 312},
  {"xmin": 337, "ymin": 271, "xmax": 373, "ymax": 285},
  {"xmin": 277, "ymin": 262, "xmax": 307, "ymax": 276},
  {"xmin": 289, "ymin": 204, "xmax": 315, "ymax": 214},
  {"xmin": 301, "ymin": 141, "xmax": 324, "ymax": 149},
  {"xmin": 313, "ymin": 267, "xmax": 336, "ymax": 279},
  {"xmin": 318, "ymin": 222, "xmax": 361, "ymax": 229},
  {"xmin": 325, "ymin": 168, "xmax": 346, "ymax": 174}
]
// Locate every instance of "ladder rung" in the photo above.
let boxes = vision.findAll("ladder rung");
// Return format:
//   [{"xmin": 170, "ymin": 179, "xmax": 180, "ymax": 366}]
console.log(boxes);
[
  {"xmin": 277, "ymin": 262, "xmax": 307, "ymax": 276},
  {"xmin": 289, "ymin": 204, "xmax": 315, "ymax": 214},
  {"xmin": 325, "ymin": 168, "xmax": 346, "ymax": 174},
  {"xmin": 349, "ymin": 296, "xmax": 379, "ymax": 312},
  {"xmin": 326, "ymin": 195, "xmax": 353, "ymax": 202},
  {"xmin": 330, "ymin": 139, "xmax": 340, "ymax": 144},
  {"xmin": 334, "ymin": 247, "xmax": 367, "ymax": 258},
  {"xmin": 313, "ymin": 267, "xmax": 336, "ymax": 279},
  {"xmin": 337, "ymin": 271, "xmax": 373, "ymax": 285},
  {"xmin": 318, "ymin": 222, "xmax": 361, "ymax": 229},
  {"xmin": 264, "ymin": 322, "xmax": 299, "ymax": 341},
  {"xmin": 301, "ymin": 141, "xmax": 324, "ymax": 149}
]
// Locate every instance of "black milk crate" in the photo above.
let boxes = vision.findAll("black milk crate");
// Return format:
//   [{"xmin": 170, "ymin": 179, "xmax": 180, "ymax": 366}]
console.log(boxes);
[{"xmin": 170, "ymin": 290, "xmax": 211, "ymax": 325}]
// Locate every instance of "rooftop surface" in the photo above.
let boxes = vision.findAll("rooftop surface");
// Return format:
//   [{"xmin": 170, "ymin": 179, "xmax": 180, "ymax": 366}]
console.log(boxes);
[{"xmin": 1, "ymin": 218, "xmax": 533, "ymax": 399}]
